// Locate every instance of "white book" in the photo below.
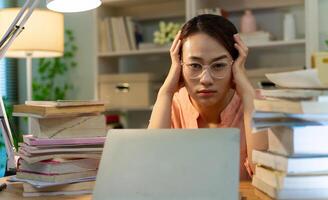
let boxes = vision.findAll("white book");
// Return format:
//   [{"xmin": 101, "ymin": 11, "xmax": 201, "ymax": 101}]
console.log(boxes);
[
  {"xmin": 259, "ymin": 88, "xmax": 328, "ymax": 99},
  {"xmin": 23, "ymin": 190, "xmax": 92, "ymax": 197},
  {"xmin": 125, "ymin": 17, "xmax": 136, "ymax": 50},
  {"xmin": 104, "ymin": 17, "xmax": 115, "ymax": 52},
  {"xmin": 252, "ymin": 150, "xmax": 328, "ymax": 174},
  {"xmin": 265, "ymin": 69, "xmax": 328, "ymax": 89},
  {"xmin": 30, "ymin": 115, "xmax": 107, "ymax": 139},
  {"xmin": 255, "ymin": 166, "xmax": 328, "ymax": 189},
  {"xmin": 111, "ymin": 17, "xmax": 123, "ymax": 52},
  {"xmin": 254, "ymin": 98, "xmax": 328, "ymax": 114},
  {"xmin": 252, "ymin": 175, "xmax": 328, "ymax": 199},
  {"xmin": 269, "ymin": 126, "xmax": 328, "ymax": 156}
]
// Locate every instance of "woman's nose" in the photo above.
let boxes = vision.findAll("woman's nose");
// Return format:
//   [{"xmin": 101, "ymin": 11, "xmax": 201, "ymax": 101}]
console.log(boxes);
[{"xmin": 199, "ymin": 69, "xmax": 214, "ymax": 86}]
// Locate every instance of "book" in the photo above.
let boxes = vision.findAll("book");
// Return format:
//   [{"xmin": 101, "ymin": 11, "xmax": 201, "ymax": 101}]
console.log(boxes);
[
  {"xmin": 254, "ymin": 99, "xmax": 328, "ymax": 114},
  {"xmin": 18, "ymin": 158, "xmax": 99, "ymax": 174},
  {"xmin": 268, "ymin": 126, "xmax": 328, "ymax": 156},
  {"xmin": 30, "ymin": 115, "xmax": 107, "ymax": 139},
  {"xmin": 25, "ymin": 100, "xmax": 105, "ymax": 107},
  {"xmin": 252, "ymin": 150, "xmax": 328, "ymax": 174},
  {"xmin": 23, "ymin": 190, "xmax": 92, "ymax": 197},
  {"xmin": 255, "ymin": 165, "xmax": 328, "ymax": 189},
  {"xmin": 125, "ymin": 16, "xmax": 137, "ymax": 50},
  {"xmin": 258, "ymin": 88, "xmax": 328, "ymax": 99},
  {"xmin": 265, "ymin": 69, "xmax": 328, "ymax": 89},
  {"xmin": 23, "ymin": 180, "xmax": 95, "ymax": 193},
  {"xmin": 16, "ymin": 170, "xmax": 98, "ymax": 183},
  {"xmin": 23, "ymin": 135, "xmax": 106, "ymax": 146},
  {"xmin": 16, "ymin": 152, "xmax": 102, "ymax": 163},
  {"xmin": 104, "ymin": 17, "xmax": 115, "ymax": 52},
  {"xmin": 9, "ymin": 175, "xmax": 96, "ymax": 188},
  {"xmin": 252, "ymin": 175, "xmax": 328, "ymax": 199},
  {"xmin": 18, "ymin": 145, "xmax": 103, "ymax": 155},
  {"xmin": 13, "ymin": 104, "xmax": 105, "ymax": 118}
]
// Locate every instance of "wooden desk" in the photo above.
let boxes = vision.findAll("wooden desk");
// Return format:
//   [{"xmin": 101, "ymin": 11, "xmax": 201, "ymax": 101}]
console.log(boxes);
[{"xmin": 0, "ymin": 177, "xmax": 272, "ymax": 199}]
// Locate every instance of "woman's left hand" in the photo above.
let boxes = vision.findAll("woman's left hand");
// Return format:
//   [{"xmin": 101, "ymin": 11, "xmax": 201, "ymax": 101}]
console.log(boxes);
[{"xmin": 232, "ymin": 34, "xmax": 254, "ymax": 97}]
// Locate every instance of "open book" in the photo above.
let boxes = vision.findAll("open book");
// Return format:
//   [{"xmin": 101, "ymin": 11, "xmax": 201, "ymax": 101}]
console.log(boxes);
[
  {"xmin": 0, "ymin": 97, "xmax": 16, "ymax": 171},
  {"xmin": 266, "ymin": 68, "xmax": 328, "ymax": 89}
]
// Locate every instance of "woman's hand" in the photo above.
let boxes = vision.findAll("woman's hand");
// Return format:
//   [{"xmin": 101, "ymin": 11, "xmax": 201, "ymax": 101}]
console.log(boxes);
[
  {"xmin": 232, "ymin": 34, "xmax": 254, "ymax": 98},
  {"xmin": 158, "ymin": 31, "xmax": 182, "ymax": 98}
]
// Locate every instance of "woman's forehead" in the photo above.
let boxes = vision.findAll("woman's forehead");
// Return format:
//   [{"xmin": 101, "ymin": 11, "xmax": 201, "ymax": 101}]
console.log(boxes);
[{"xmin": 182, "ymin": 33, "xmax": 231, "ymax": 61}]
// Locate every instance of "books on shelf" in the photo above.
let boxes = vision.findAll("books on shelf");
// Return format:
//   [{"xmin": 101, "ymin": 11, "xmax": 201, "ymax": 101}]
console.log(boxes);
[
  {"xmin": 239, "ymin": 31, "xmax": 271, "ymax": 45},
  {"xmin": 99, "ymin": 16, "xmax": 137, "ymax": 53}
]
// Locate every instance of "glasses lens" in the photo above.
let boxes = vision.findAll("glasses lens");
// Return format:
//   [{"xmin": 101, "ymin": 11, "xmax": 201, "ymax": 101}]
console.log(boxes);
[
  {"xmin": 209, "ymin": 61, "xmax": 230, "ymax": 79},
  {"xmin": 183, "ymin": 61, "xmax": 231, "ymax": 79}
]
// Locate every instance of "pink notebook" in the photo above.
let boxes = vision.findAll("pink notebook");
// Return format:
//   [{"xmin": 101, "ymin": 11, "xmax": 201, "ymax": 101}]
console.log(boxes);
[{"xmin": 23, "ymin": 135, "xmax": 106, "ymax": 146}]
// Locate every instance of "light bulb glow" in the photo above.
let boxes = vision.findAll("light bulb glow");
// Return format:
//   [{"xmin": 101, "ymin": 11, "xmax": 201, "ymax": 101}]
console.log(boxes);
[{"xmin": 46, "ymin": 0, "xmax": 101, "ymax": 13}]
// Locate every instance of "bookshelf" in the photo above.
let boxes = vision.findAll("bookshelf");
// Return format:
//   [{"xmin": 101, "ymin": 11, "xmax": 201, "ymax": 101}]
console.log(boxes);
[{"xmin": 94, "ymin": 0, "xmax": 319, "ymax": 128}]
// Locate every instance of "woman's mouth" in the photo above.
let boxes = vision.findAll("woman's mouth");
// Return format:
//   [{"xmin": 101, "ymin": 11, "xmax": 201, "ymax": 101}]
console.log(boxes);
[{"xmin": 197, "ymin": 89, "xmax": 217, "ymax": 97}]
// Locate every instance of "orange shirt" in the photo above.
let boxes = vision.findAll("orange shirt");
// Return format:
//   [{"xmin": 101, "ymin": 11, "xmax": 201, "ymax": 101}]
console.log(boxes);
[{"xmin": 171, "ymin": 87, "xmax": 251, "ymax": 180}]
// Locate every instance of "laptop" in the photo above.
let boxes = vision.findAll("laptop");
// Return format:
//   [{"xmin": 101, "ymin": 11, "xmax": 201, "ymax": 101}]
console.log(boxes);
[{"xmin": 93, "ymin": 128, "xmax": 240, "ymax": 200}]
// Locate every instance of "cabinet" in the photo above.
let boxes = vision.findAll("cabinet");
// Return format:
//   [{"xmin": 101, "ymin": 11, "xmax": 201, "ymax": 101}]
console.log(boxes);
[{"xmin": 94, "ymin": 0, "xmax": 319, "ymax": 128}]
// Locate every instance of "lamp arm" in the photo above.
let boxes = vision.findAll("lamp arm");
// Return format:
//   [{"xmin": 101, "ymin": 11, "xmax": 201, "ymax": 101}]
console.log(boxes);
[{"xmin": 0, "ymin": 0, "xmax": 40, "ymax": 59}]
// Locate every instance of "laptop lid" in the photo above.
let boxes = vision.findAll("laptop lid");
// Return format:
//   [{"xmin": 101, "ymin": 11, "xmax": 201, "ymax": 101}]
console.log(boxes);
[{"xmin": 93, "ymin": 128, "xmax": 240, "ymax": 200}]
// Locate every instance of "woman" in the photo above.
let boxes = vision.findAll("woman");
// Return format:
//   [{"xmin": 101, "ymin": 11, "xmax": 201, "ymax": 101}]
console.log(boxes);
[{"xmin": 148, "ymin": 14, "xmax": 267, "ymax": 180}]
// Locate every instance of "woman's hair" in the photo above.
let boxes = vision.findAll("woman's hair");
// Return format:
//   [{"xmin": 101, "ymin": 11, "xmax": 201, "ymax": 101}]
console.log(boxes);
[{"xmin": 180, "ymin": 14, "xmax": 239, "ymax": 60}]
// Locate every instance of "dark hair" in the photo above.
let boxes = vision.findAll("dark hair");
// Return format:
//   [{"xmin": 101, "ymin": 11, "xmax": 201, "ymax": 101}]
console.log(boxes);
[{"xmin": 180, "ymin": 14, "xmax": 239, "ymax": 60}]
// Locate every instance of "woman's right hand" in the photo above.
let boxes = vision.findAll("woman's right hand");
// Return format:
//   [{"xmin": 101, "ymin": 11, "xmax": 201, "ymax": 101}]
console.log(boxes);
[{"xmin": 158, "ymin": 31, "xmax": 182, "ymax": 97}]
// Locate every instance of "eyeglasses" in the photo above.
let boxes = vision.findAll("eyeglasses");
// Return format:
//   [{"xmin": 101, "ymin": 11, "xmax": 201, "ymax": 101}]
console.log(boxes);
[{"xmin": 181, "ymin": 60, "xmax": 233, "ymax": 80}]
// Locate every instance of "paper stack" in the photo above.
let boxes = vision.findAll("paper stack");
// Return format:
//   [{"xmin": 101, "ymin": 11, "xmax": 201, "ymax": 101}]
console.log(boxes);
[
  {"xmin": 252, "ymin": 69, "xmax": 328, "ymax": 199},
  {"xmin": 10, "ymin": 100, "xmax": 107, "ymax": 197}
]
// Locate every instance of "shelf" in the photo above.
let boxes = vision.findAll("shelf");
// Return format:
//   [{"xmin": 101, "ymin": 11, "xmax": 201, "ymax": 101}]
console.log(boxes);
[
  {"xmin": 98, "ymin": 39, "xmax": 305, "ymax": 58},
  {"xmin": 102, "ymin": 0, "xmax": 180, "ymax": 7},
  {"xmin": 247, "ymin": 39, "xmax": 305, "ymax": 48},
  {"xmin": 98, "ymin": 47, "xmax": 170, "ymax": 57},
  {"xmin": 100, "ymin": 0, "xmax": 185, "ymax": 21},
  {"xmin": 197, "ymin": 0, "xmax": 304, "ymax": 13}
]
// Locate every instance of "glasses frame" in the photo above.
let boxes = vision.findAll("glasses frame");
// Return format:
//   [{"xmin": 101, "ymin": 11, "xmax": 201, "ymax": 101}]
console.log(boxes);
[{"xmin": 181, "ymin": 60, "xmax": 234, "ymax": 80}]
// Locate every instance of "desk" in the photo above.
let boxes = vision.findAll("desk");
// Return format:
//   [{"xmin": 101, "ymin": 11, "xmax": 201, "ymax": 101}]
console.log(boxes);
[{"xmin": 0, "ymin": 176, "xmax": 272, "ymax": 200}]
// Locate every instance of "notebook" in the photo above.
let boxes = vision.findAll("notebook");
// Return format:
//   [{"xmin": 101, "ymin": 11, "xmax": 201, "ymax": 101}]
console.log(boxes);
[{"xmin": 93, "ymin": 128, "xmax": 240, "ymax": 200}]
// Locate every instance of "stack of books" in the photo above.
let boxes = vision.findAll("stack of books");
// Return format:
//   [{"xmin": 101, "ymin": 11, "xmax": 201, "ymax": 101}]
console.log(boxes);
[
  {"xmin": 10, "ymin": 100, "xmax": 107, "ymax": 197},
  {"xmin": 252, "ymin": 69, "xmax": 328, "ymax": 199}
]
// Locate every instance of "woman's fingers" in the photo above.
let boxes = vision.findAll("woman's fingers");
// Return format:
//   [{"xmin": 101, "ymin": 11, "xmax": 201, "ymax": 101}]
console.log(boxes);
[
  {"xmin": 173, "ymin": 39, "xmax": 181, "ymax": 55},
  {"xmin": 234, "ymin": 34, "xmax": 249, "ymax": 55},
  {"xmin": 170, "ymin": 30, "xmax": 181, "ymax": 53},
  {"xmin": 234, "ymin": 43, "xmax": 247, "ymax": 59}
]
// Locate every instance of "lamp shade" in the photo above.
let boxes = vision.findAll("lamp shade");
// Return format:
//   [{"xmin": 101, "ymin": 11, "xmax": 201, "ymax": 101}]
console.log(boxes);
[
  {"xmin": 47, "ymin": 0, "xmax": 102, "ymax": 13},
  {"xmin": 0, "ymin": 8, "xmax": 64, "ymax": 58}
]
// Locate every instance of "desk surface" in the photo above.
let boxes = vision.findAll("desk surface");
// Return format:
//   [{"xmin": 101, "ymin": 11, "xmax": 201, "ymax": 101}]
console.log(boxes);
[{"xmin": 0, "ymin": 176, "xmax": 272, "ymax": 200}]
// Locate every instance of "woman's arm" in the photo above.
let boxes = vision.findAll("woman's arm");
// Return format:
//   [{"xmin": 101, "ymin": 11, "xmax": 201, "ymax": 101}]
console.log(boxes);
[
  {"xmin": 232, "ymin": 34, "xmax": 268, "ymax": 173},
  {"xmin": 148, "ymin": 31, "xmax": 182, "ymax": 129}
]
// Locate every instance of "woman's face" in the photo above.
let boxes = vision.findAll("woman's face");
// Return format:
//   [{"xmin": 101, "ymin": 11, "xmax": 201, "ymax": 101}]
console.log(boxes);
[{"xmin": 181, "ymin": 32, "xmax": 233, "ymax": 108}]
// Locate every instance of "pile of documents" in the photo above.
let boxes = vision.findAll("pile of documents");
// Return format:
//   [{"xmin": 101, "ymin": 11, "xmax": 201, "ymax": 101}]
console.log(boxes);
[
  {"xmin": 10, "ymin": 100, "xmax": 107, "ymax": 197},
  {"xmin": 252, "ymin": 69, "xmax": 328, "ymax": 199}
]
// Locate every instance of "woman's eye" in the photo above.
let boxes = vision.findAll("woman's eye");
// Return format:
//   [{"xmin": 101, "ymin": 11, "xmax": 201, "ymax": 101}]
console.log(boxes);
[
  {"xmin": 211, "ymin": 63, "xmax": 228, "ymax": 70},
  {"xmin": 188, "ymin": 63, "xmax": 202, "ymax": 70}
]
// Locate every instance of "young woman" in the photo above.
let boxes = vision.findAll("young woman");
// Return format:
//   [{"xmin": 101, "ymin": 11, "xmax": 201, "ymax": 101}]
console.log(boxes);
[{"xmin": 148, "ymin": 14, "xmax": 267, "ymax": 180}]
